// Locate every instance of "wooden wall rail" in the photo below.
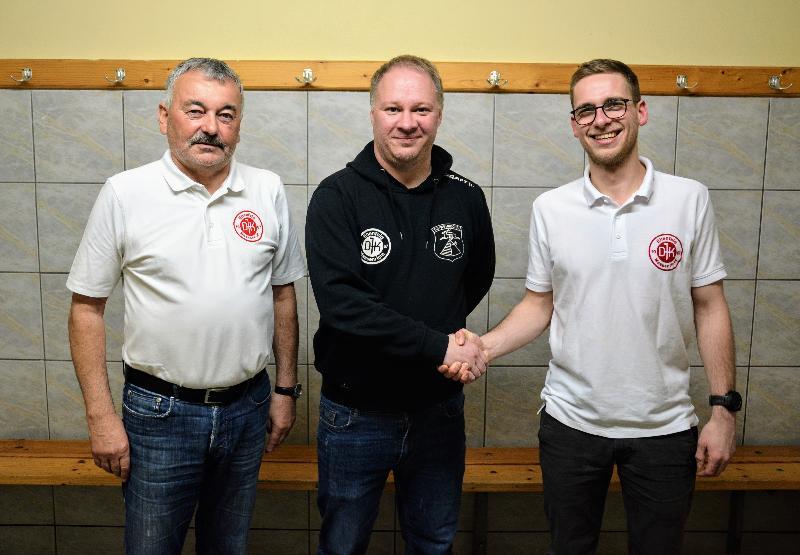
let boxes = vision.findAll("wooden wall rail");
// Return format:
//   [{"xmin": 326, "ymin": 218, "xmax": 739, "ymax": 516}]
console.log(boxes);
[{"xmin": 1, "ymin": 60, "xmax": 797, "ymax": 96}]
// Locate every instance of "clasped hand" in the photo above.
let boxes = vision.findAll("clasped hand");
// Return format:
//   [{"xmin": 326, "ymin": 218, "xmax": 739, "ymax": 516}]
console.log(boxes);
[{"xmin": 438, "ymin": 329, "xmax": 488, "ymax": 384}]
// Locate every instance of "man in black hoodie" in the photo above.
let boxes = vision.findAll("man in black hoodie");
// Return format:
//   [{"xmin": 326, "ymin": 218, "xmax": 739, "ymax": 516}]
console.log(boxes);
[{"xmin": 306, "ymin": 55, "xmax": 495, "ymax": 554}]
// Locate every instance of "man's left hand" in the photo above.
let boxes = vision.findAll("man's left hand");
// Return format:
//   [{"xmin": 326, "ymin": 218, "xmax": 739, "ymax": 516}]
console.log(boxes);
[
  {"xmin": 266, "ymin": 392, "xmax": 296, "ymax": 452},
  {"xmin": 695, "ymin": 408, "xmax": 736, "ymax": 477}
]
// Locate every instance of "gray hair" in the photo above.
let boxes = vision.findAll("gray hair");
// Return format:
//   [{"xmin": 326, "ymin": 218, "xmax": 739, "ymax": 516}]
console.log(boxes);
[
  {"xmin": 370, "ymin": 54, "xmax": 444, "ymax": 108},
  {"xmin": 164, "ymin": 58, "xmax": 244, "ymax": 109}
]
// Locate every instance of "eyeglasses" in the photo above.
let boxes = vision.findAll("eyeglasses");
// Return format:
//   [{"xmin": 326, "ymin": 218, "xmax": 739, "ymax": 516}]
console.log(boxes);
[{"xmin": 570, "ymin": 98, "xmax": 631, "ymax": 126}]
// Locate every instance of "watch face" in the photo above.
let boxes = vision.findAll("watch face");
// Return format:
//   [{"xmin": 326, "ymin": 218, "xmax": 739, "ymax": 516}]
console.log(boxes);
[{"xmin": 727, "ymin": 391, "xmax": 742, "ymax": 411}]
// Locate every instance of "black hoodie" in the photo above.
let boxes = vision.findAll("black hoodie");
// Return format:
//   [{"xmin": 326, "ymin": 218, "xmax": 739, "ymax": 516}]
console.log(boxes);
[{"xmin": 306, "ymin": 142, "xmax": 495, "ymax": 410}]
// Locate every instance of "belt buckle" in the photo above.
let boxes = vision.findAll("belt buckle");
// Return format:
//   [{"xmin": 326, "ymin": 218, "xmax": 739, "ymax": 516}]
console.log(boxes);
[{"xmin": 203, "ymin": 387, "xmax": 230, "ymax": 405}]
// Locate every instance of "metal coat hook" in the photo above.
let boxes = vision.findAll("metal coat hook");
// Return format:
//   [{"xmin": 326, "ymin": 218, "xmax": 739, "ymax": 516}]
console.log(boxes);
[
  {"xmin": 10, "ymin": 67, "xmax": 33, "ymax": 83},
  {"xmin": 487, "ymin": 70, "xmax": 507, "ymax": 88},
  {"xmin": 295, "ymin": 68, "xmax": 316, "ymax": 85},
  {"xmin": 676, "ymin": 74, "xmax": 698, "ymax": 90},
  {"xmin": 768, "ymin": 75, "xmax": 793, "ymax": 90},
  {"xmin": 104, "ymin": 67, "xmax": 126, "ymax": 84}
]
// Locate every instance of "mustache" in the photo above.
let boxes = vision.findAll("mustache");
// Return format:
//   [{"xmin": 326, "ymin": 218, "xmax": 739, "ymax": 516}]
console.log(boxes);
[{"xmin": 189, "ymin": 132, "xmax": 226, "ymax": 149}]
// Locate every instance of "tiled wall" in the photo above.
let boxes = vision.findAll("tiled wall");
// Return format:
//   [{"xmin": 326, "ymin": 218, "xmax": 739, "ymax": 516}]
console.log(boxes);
[{"xmin": 0, "ymin": 89, "xmax": 798, "ymax": 553}]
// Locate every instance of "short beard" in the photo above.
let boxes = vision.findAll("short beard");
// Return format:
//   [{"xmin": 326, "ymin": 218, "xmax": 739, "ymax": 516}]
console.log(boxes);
[{"xmin": 586, "ymin": 128, "xmax": 638, "ymax": 170}]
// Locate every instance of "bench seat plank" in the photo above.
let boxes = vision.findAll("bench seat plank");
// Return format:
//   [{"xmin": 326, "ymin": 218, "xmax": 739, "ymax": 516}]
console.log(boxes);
[{"xmin": 2, "ymin": 441, "xmax": 799, "ymax": 492}]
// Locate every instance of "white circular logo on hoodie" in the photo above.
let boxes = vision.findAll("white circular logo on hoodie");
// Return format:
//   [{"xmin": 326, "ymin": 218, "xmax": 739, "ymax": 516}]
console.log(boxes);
[{"xmin": 361, "ymin": 228, "xmax": 391, "ymax": 264}]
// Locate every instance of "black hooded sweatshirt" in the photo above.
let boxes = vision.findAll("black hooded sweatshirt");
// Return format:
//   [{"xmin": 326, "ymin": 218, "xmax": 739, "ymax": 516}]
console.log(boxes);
[{"xmin": 306, "ymin": 142, "xmax": 495, "ymax": 411}]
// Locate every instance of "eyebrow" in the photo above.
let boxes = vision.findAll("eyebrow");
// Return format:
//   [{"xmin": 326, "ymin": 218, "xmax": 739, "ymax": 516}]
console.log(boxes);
[{"xmin": 182, "ymin": 99, "xmax": 239, "ymax": 113}]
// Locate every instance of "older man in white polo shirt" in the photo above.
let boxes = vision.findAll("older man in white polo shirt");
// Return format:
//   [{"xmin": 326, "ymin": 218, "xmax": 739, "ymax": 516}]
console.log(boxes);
[
  {"xmin": 67, "ymin": 58, "xmax": 306, "ymax": 554},
  {"xmin": 443, "ymin": 59, "xmax": 739, "ymax": 554}
]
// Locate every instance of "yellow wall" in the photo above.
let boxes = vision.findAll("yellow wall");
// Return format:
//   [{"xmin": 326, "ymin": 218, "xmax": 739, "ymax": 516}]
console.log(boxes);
[{"xmin": 2, "ymin": 0, "xmax": 798, "ymax": 65}]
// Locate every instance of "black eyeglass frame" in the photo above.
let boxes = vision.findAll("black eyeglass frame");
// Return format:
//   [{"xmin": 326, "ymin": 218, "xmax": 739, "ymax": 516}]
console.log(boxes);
[{"xmin": 570, "ymin": 98, "xmax": 633, "ymax": 126}]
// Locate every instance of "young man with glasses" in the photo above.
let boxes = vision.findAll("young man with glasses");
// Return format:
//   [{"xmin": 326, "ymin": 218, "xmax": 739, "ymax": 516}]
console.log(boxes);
[{"xmin": 444, "ymin": 59, "xmax": 739, "ymax": 554}]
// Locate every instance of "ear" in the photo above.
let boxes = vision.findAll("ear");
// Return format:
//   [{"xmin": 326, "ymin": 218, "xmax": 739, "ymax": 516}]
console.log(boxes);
[
  {"xmin": 636, "ymin": 98, "xmax": 648, "ymax": 127},
  {"xmin": 570, "ymin": 115, "xmax": 580, "ymax": 138},
  {"xmin": 158, "ymin": 103, "xmax": 169, "ymax": 136}
]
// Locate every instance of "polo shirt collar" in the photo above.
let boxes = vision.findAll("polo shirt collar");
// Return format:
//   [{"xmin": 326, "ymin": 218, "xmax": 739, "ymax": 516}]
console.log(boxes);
[
  {"xmin": 582, "ymin": 156, "xmax": 655, "ymax": 207},
  {"xmin": 160, "ymin": 151, "xmax": 244, "ymax": 193}
]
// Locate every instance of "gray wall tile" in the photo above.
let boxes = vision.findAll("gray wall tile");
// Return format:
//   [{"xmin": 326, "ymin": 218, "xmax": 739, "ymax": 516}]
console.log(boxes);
[
  {"xmin": 41, "ymin": 274, "xmax": 124, "ymax": 362},
  {"xmin": 56, "ymin": 526, "xmax": 123, "ymax": 554},
  {"xmin": 467, "ymin": 294, "xmax": 489, "ymax": 336},
  {"xmin": 0, "ymin": 360, "xmax": 48, "ymax": 438},
  {"xmin": 437, "ymin": 92, "xmax": 494, "ymax": 186},
  {"xmin": 676, "ymin": 97, "xmax": 769, "ymax": 190},
  {"xmin": 248, "ymin": 530, "xmax": 309, "ymax": 554},
  {"xmin": 751, "ymin": 280, "xmax": 800, "ymax": 366},
  {"xmin": 0, "ymin": 183, "xmax": 38, "ymax": 271},
  {"xmin": 46, "ymin": 361, "xmax": 123, "ymax": 439},
  {"xmin": 681, "ymin": 533, "xmax": 730, "ymax": 554},
  {"xmin": 32, "ymin": 91, "xmax": 123, "ymax": 183},
  {"xmin": 742, "ymin": 491, "xmax": 800, "ymax": 531},
  {"xmin": 487, "ymin": 492, "xmax": 547, "ymax": 531},
  {"xmin": 308, "ymin": 92, "xmax": 372, "ymax": 184},
  {"xmin": 685, "ymin": 492, "xmax": 732, "ymax": 530},
  {"xmin": 251, "ymin": 491, "xmax": 309, "ymax": 529},
  {"xmin": 485, "ymin": 366, "xmax": 546, "ymax": 447},
  {"xmin": 0, "ymin": 272, "xmax": 43, "ymax": 358},
  {"xmin": 237, "ymin": 91, "xmax": 307, "ymax": 185},
  {"xmin": 36, "ymin": 183, "xmax": 102, "ymax": 273},
  {"xmin": 493, "ymin": 94, "xmax": 584, "ymax": 188},
  {"xmin": 741, "ymin": 533, "xmax": 800, "ymax": 554},
  {"xmin": 639, "ymin": 95, "xmax": 678, "ymax": 174},
  {"xmin": 744, "ymin": 367, "xmax": 800, "ymax": 444},
  {"xmin": 765, "ymin": 98, "xmax": 800, "ymax": 190},
  {"xmin": 53, "ymin": 487, "xmax": 123, "ymax": 525},
  {"xmin": 488, "ymin": 278, "xmax": 551, "ymax": 366},
  {"xmin": 758, "ymin": 190, "xmax": 800, "ymax": 279},
  {"xmin": 487, "ymin": 531, "xmax": 550, "ymax": 553},
  {"xmin": 0, "ymin": 90, "xmax": 34, "ymax": 182},
  {"xmin": 0, "ymin": 486, "xmax": 53, "ymax": 525},
  {"xmin": 122, "ymin": 90, "xmax": 166, "ymax": 170},
  {"xmin": 0, "ymin": 525, "xmax": 55, "ymax": 554},
  {"xmin": 710, "ymin": 190, "xmax": 761, "ymax": 279},
  {"xmin": 492, "ymin": 187, "xmax": 550, "ymax": 278}
]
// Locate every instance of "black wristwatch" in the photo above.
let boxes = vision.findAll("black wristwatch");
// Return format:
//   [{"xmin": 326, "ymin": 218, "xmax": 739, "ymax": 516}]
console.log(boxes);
[
  {"xmin": 708, "ymin": 390, "xmax": 742, "ymax": 412},
  {"xmin": 274, "ymin": 383, "xmax": 302, "ymax": 399}
]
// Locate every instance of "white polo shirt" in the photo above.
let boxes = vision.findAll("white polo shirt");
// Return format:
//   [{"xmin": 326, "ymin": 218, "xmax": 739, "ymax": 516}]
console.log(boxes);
[
  {"xmin": 68, "ymin": 152, "xmax": 306, "ymax": 388},
  {"xmin": 527, "ymin": 157, "xmax": 726, "ymax": 438}
]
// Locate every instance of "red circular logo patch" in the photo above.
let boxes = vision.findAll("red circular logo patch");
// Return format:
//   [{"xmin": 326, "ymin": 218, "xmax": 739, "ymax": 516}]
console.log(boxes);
[
  {"xmin": 648, "ymin": 233, "xmax": 683, "ymax": 271},
  {"xmin": 233, "ymin": 210, "xmax": 263, "ymax": 242}
]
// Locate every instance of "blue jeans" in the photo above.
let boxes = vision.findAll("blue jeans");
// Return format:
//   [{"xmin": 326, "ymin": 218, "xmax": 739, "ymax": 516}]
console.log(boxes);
[
  {"xmin": 538, "ymin": 409, "xmax": 698, "ymax": 555},
  {"xmin": 316, "ymin": 393, "xmax": 466, "ymax": 555},
  {"xmin": 121, "ymin": 371, "xmax": 270, "ymax": 555}
]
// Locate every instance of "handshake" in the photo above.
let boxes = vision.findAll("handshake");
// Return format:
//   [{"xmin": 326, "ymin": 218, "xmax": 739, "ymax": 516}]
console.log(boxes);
[{"xmin": 438, "ymin": 329, "xmax": 489, "ymax": 384}]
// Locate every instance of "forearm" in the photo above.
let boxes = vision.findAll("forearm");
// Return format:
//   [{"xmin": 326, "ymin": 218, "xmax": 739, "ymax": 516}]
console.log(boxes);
[
  {"xmin": 482, "ymin": 289, "xmax": 553, "ymax": 362},
  {"xmin": 68, "ymin": 294, "xmax": 114, "ymax": 420},
  {"xmin": 693, "ymin": 282, "xmax": 736, "ymax": 395},
  {"xmin": 272, "ymin": 283, "xmax": 299, "ymax": 387}
]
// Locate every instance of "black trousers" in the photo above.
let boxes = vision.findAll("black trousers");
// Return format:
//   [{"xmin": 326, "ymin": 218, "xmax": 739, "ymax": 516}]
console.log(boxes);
[{"xmin": 538, "ymin": 409, "xmax": 698, "ymax": 555}]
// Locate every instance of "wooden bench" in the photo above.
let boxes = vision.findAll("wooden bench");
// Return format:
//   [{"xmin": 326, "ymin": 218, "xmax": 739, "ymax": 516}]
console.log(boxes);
[{"xmin": 2, "ymin": 440, "xmax": 799, "ymax": 554}]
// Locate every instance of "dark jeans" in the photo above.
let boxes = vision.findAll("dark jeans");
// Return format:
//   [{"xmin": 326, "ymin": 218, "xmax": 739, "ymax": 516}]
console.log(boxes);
[
  {"xmin": 316, "ymin": 393, "xmax": 466, "ymax": 555},
  {"xmin": 538, "ymin": 409, "xmax": 698, "ymax": 555},
  {"xmin": 121, "ymin": 371, "xmax": 271, "ymax": 555}
]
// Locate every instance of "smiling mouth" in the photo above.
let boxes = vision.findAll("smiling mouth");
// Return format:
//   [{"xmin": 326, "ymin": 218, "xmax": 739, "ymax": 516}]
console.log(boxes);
[{"xmin": 592, "ymin": 130, "xmax": 620, "ymax": 141}]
